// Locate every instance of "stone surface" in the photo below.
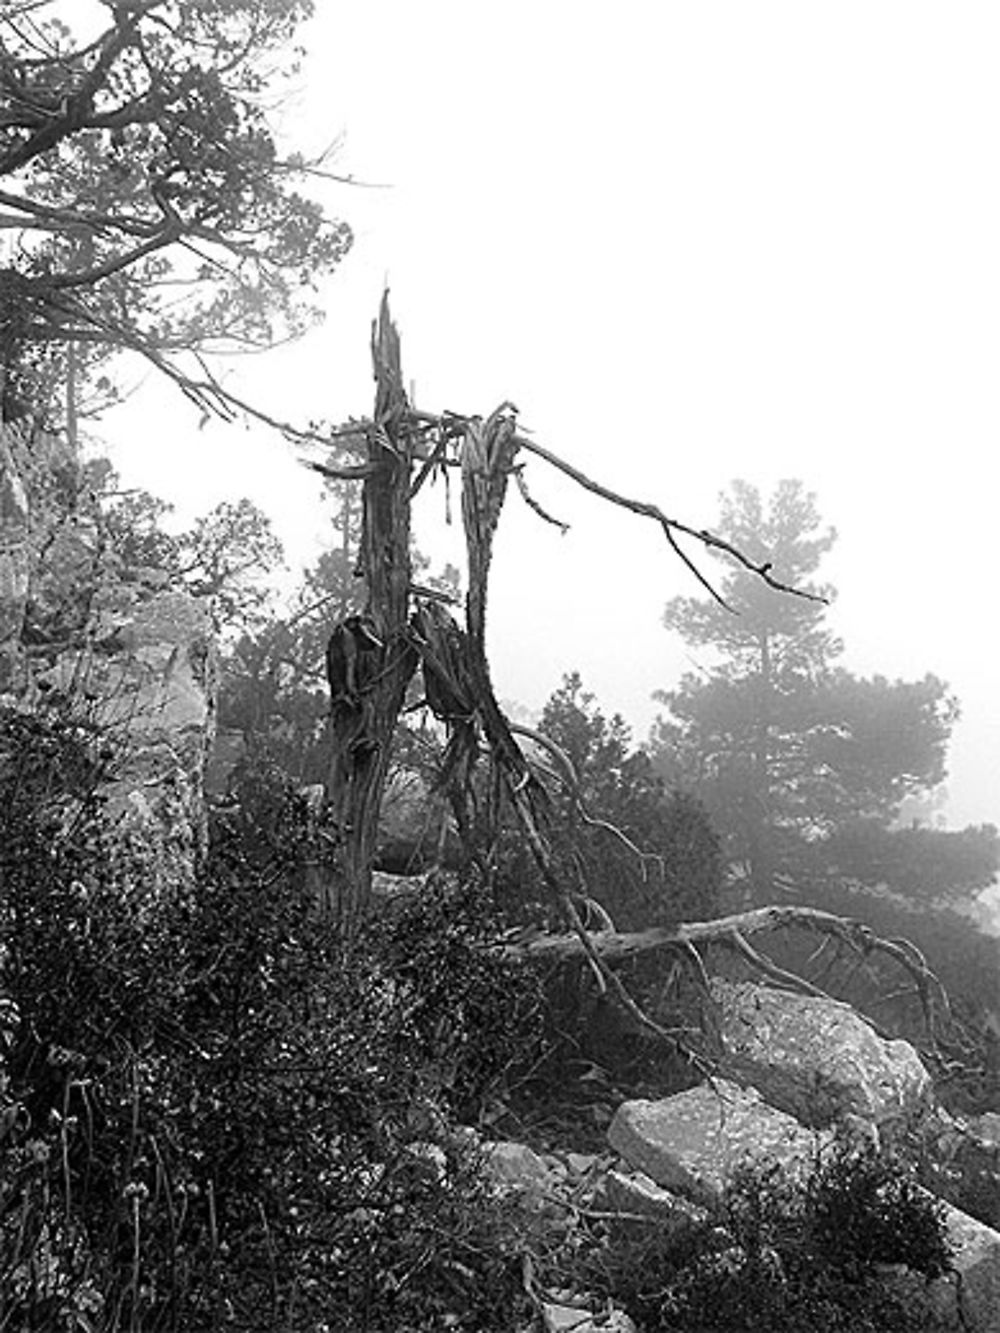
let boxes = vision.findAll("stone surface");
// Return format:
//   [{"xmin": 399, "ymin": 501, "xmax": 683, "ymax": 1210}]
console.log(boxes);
[
  {"xmin": 0, "ymin": 427, "xmax": 30, "ymax": 685},
  {"xmin": 974, "ymin": 1111, "xmax": 1000, "ymax": 1148},
  {"xmin": 22, "ymin": 511, "xmax": 102, "ymax": 647},
  {"xmin": 593, "ymin": 1168, "xmax": 707, "ymax": 1230},
  {"xmin": 713, "ymin": 979, "xmax": 932, "ymax": 1127},
  {"xmin": 608, "ymin": 1079, "xmax": 828, "ymax": 1206},
  {"xmin": 37, "ymin": 587, "xmax": 216, "ymax": 894},
  {"xmin": 938, "ymin": 1197, "xmax": 1000, "ymax": 1333},
  {"xmin": 481, "ymin": 1140, "xmax": 559, "ymax": 1199},
  {"xmin": 543, "ymin": 1303, "xmax": 635, "ymax": 1333}
]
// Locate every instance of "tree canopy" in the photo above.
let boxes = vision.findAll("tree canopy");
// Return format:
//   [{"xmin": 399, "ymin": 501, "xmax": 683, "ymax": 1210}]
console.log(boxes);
[
  {"xmin": 86, "ymin": 456, "xmax": 285, "ymax": 634},
  {"xmin": 652, "ymin": 479, "xmax": 990, "ymax": 907},
  {"xmin": 0, "ymin": 0, "xmax": 351, "ymax": 420}
]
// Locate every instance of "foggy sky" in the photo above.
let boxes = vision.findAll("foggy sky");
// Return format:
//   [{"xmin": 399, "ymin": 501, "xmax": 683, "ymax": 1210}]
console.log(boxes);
[{"xmin": 102, "ymin": 2, "xmax": 1000, "ymax": 839}]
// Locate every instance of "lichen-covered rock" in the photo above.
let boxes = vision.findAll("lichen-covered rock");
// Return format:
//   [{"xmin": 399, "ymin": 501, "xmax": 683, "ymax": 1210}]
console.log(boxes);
[
  {"xmin": 1, "ymin": 422, "xmax": 103, "ymax": 685},
  {"xmin": 22, "ymin": 511, "xmax": 102, "ymax": 648},
  {"xmin": 608, "ymin": 1080, "xmax": 828, "ymax": 1206},
  {"xmin": 939, "ymin": 1198, "xmax": 1000, "ymax": 1332},
  {"xmin": 101, "ymin": 591, "xmax": 216, "ymax": 891},
  {"xmin": 973, "ymin": 1111, "xmax": 1000, "ymax": 1148},
  {"xmin": 712, "ymin": 979, "xmax": 931, "ymax": 1127},
  {"xmin": 0, "ymin": 430, "xmax": 29, "ymax": 685}
]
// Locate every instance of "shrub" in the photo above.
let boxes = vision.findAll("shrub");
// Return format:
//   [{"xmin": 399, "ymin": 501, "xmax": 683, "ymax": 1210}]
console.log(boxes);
[
  {"xmin": 570, "ymin": 1135, "xmax": 955, "ymax": 1332},
  {"xmin": 0, "ymin": 704, "xmax": 535, "ymax": 1330}
]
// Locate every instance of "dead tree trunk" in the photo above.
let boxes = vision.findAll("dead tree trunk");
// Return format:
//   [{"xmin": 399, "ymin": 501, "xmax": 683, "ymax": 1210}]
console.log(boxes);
[
  {"xmin": 310, "ymin": 295, "xmax": 959, "ymax": 1079},
  {"xmin": 324, "ymin": 297, "xmax": 418, "ymax": 934}
]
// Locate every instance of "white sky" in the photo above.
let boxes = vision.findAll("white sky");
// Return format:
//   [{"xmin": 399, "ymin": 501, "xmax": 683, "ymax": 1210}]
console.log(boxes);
[{"xmin": 100, "ymin": 2, "xmax": 1000, "ymax": 835}]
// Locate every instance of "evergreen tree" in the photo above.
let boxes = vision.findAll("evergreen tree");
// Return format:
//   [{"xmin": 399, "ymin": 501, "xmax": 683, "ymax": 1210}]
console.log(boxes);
[
  {"xmin": 535, "ymin": 672, "xmax": 722, "ymax": 929},
  {"xmin": 652, "ymin": 480, "xmax": 980, "ymax": 905}
]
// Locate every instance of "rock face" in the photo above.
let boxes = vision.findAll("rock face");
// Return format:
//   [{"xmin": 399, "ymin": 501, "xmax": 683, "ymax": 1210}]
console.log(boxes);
[
  {"xmin": 713, "ymin": 978, "xmax": 932, "ymax": 1127},
  {"xmin": 81, "ymin": 588, "xmax": 215, "ymax": 893},
  {"xmin": 0, "ymin": 423, "xmax": 104, "ymax": 684},
  {"xmin": 608, "ymin": 1079, "xmax": 827, "ymax": 1206},
  {"xmin": 0, "ymin": 421, "xmax": 216, "ymax": 892},
  {"xmin": 0, "ymin": 425, "xmax": 31, "ymax": 686}
]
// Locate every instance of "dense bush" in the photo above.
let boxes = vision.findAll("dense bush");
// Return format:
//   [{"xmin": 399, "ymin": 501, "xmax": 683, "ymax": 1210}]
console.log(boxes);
[
  {"xmin": 0, "ymin": 702, "xmax": 537, "ymax": 1331},
  {"xmin": 492, "ymin": 673, "xmax": 724, "ymax": 935}
]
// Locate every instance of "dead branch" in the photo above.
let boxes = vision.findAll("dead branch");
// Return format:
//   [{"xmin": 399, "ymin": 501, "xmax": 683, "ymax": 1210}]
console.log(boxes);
[
  {"xmin": 311, "ymin": 302, "xmax": 944, "ymax": 1091},
  {"xmin": 319, "ymin": 401, "xmax": 825, "ymax": 609},
  {"xmin": 511, "ymin": 433, "xmax": 826, "ymax": 609},
  {"xmin": 504, "ymin": 904, "xmax": 952, "ymax": 1046}
]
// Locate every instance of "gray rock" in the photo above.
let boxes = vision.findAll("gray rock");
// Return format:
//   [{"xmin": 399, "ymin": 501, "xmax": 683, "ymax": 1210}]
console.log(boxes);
[
  {"xmin": 938, "ymin": 1198, "xmax": 1000, "ymax": 1333},
  {"xmin": 712, "ymin": 979, "xmax": 931, "ymax": 1127},
  {"xmin": 0, "ymin": 427, "xmax": 30, "ymax": 684},
  {"xmin": 542, "ymin": 1303, "xmax": 635, "ymax": 1332},
  {"xmin": 608, "ymin": 1079, "xmax": 828, "ymax": 1206},
  {"xmin": 973, "ymin": 1111, "xmax": 1000, "ymax": 1148},
  {"xmin": 37, "ymin": 588, "xmax": 217, "ymax": 895},
  {"xmin": 594, "ymin": 1168, "xmax": 707, "ymax": 1230},
  {"xmin": 481, "ymin": 1140, "xmax": 559, "ymax": 1199}
]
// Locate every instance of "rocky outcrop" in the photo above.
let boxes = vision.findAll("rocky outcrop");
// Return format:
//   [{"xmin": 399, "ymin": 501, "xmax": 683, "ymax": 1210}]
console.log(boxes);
[
  {"xmin": 482, "ymin": 986, "xmax": 999, "ymax": 1333},
  {"xmin": 0, "ymin": 420, "xmax": 216, "ymax": 892},
  {"xmin": 0, "ymin": 425, "xmax": 31, "ymax": 686},
  {"xmin": 608, "ymin": 1078, "xmax": 828, "ymax": 1205},
  {"xmin": 543, "ymin": 1304, "xmax": 635, "ymax": 1332},
  {"xmin": 0, "ymin": 423, "xmax": 103, "ymax": 684},
  {"xmin": 712, "ymin": 978, "xmax": 932, "ymax": 1128}
]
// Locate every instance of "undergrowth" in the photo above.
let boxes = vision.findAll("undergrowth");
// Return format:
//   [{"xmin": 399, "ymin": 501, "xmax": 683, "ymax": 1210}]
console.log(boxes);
[
  {"xmin": 0, "ymin": 700, "xmax": 540, "ymax": 1331},
  {"xmin": 565, "ymin": 1135, "xmax": 957, "ymax": 1332},
  {"xmin": 0, "ymin": 696, "xmax": 975, "ymax": 1332}
]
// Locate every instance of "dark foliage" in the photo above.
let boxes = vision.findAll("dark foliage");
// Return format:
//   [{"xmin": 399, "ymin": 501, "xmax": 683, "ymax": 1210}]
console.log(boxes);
[
  {"xmin": 499, "ymin": 672, "xmax": 723, "ymax": 933},
  {"xmin": 0, "ymin": 702, "xmax": 536, "ymax": 1331},
  {"xmin": 0, "ymin": 0, "xmax": 351, "ymax": 420},
  {"xmin": 653, "ymin": 480, "xmax": 978, "ymax": 909}
]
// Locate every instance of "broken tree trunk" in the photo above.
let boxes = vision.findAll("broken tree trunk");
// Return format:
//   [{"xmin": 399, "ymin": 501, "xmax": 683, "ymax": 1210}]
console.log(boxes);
[
  {"xmin": 324, "ymin": 297, "xmax": 418, "ymax": 935},
  {"xmin": 310, "ymin": 296, "xmax": 960, "ymax": 1081}
]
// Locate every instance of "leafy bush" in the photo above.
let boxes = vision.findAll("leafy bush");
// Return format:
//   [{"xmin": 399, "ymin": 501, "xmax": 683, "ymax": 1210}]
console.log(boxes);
[
  {"xmin": 0, "ymin": 702, "xmax": 535, "ymax": 1330},
  {"xmin": 377, "ymin": 872, "xmax": 550, "ymax": 1120}
]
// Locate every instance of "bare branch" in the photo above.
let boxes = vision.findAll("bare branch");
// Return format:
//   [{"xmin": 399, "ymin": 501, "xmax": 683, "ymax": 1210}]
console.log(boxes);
[
  {"xmin": 506, "ymin": 903, "xmax": 952, "ymax": 1045},
  {"xmin": 302, "ymin": 458, "xmax": 375, "ymax": 482},
  {"xmin": 513, "ymin": 433, "xmax": 827, "ymax": 607},
  {"xmin": 512, "ymin": 464, "xmax": 570, "ymax": 533}
]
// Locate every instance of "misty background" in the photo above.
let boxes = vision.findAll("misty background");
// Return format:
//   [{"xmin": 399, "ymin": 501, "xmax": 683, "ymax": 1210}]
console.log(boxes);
[{"xmin": 95, "ymin": 3, "xmax": 999, "ymax": 888}]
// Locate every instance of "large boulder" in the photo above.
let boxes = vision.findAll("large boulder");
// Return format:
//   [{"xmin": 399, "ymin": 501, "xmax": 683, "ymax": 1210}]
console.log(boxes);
[
  {"xmin": 543, "ymin": 1304, "xmax": 635, "ymax": 1332},
  {"xmin": 608, "ymin": 1079, "xmax": 828, "ymax": 1206},
  {"xmin": 712, "ymin": 979, "xmax": 932, "ymax": 1128}
]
